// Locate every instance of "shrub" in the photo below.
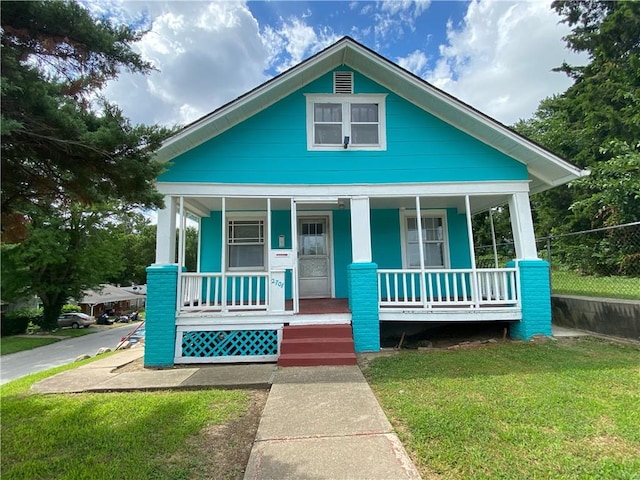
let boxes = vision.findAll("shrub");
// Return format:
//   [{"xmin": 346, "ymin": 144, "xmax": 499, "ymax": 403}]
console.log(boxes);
[
  {"xmin": 1, "ymin": 308, "xmax": 43, "ymax": 336},
  {"xmin": 61, "ymin": 304, "xmax": 81, "ymax": 313}
]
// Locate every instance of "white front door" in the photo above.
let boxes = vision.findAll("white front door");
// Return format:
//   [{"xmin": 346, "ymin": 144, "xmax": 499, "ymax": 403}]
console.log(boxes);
[{"xmin": 298, "ymin": 217, "xmax": 331, "ymax": 298}]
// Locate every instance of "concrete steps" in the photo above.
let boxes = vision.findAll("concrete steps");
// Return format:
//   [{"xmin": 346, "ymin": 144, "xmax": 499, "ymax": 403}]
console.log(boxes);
[{"xmin": 278, "ymin": 325, "xmax": 356, "ymax": 367}]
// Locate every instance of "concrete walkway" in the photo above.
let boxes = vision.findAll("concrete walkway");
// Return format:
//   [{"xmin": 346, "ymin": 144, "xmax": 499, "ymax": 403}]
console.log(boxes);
[
  {"xmin": 27, "ymin": 325, "xmax": 596, "ymax": 478},
  {"xmin": 243, "ymin": 366, "xmax": 421, "ymax": 480}
]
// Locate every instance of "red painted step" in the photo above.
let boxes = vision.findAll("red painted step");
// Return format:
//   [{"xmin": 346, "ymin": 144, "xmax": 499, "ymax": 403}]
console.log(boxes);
[
  {"xmin": 278, "ymin": 352, "xmax": 357, "ymax": 367},
  {"xmin": 280, "ymin": 337, "xmax": 354, "ymax": 355},
  {"xmin": 282, "ymin": 324, "xmax": 351, "ymax": 339},
  {"xmin": 278, "ymin": 324, "xmax": 356, "ymax": 367}
]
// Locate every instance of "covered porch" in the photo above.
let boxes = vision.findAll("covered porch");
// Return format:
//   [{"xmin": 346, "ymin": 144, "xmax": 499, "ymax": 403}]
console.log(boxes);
[{"xmin": 146, "ymin": 182, "xmax": 549, "ymax": 365}]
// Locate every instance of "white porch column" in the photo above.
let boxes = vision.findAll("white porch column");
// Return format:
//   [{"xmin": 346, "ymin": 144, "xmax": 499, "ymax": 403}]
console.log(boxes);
[
  {"xmin": 509, "ymin": 192, "xmax": 538, "ymax": 259},
  {"xmin": 350, "ymin": 196, "xmax": 372, "ymax": 263},
  {"xmin": 155, "ymin": 195, "xmax": 177, "ymax": 264}
]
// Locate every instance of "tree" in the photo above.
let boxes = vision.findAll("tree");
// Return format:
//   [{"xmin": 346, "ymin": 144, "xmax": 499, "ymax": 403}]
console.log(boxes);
[
  {"xmin": 1, "ymin": 203, "xmax": 131, "ymax": 329},
  {"xmin": 0, "ymin": 1, "xmax": 171, "ymax": 241},
  {"xmin": 512, "ymin": 1, "xmax": 640, "ymax": 275}
]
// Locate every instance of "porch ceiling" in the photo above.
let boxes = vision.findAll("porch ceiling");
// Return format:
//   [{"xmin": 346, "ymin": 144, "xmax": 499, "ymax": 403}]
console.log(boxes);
[{"xmin": 184, "ymin": 194, "xmax": 509, "ymax": 216}]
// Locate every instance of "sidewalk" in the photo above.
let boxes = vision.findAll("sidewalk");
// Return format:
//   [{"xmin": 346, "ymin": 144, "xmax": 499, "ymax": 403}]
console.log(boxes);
[
  {"xmin": 244, "ymin": 365, "xmax": 421, "ymax": 480},
  {"xmin": 31, "ymin": 348, "xmax": 422, "ymax": 479}
]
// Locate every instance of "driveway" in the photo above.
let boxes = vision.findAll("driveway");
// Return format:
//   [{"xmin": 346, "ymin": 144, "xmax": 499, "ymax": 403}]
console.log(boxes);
[{"xmin": 0, "ymin": 323, "xmax": 142, "ymax": 385}]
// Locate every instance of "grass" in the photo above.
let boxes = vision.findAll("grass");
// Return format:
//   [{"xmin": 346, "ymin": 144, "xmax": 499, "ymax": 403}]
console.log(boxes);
[
  {"xmin": 365, "ymin": 338, "xmax": 640, "ymax": 480},
  {"xmin": 53, "ymin": 326, "xmax": 98, "ymax": 337},
  {"xmin": 1, "ymin": 359, "xmax": 253, "ymax": 480},
  {"xmin": 1, "ymin": 327, "xmax": 97, "ymax": 355},
  {"xmin": 1, "ymin": 336, "xmax": 60, "ymax": 355},
  {"xmin": 551, "ymin": 270, "xmax": 640, "ymax": 300}
]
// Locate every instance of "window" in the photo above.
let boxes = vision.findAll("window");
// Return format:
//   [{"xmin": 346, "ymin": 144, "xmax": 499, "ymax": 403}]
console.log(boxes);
[
  {"xmin": 402, "ymin": 213, "xmax": 449, "ymax": 268},
  {"xmin": 227, "ymin": 219, "xmax": 265, "ymax": 269},
  {"xmin": 306, "ymin": 94, "xmax": 386, "ymax": 151}
]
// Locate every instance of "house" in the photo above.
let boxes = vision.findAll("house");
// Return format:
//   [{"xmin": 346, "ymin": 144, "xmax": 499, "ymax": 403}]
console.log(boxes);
[
  {"xmin": 79, "ymin": 284, "xmax": 146, "ymax": 318},
  {"xmin": 145, "ymin": 37, "xmax": 587, "ymax": 367}
]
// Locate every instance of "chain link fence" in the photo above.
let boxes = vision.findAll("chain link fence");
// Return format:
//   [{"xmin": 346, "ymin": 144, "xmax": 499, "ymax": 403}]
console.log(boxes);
[{"xmin": 475, "ymin": 222, "xmax": 640, "ymax": 300}]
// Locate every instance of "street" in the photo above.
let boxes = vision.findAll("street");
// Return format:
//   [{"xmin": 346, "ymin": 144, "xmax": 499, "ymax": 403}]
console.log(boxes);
[{"xmin": 0, "ymin": 323, "xmax": 142, "ymax": 385}]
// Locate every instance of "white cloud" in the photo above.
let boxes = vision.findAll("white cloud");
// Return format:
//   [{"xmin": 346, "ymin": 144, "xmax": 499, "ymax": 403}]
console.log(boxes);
[
  {"xmin": 262, "ymin": 18, "xmax": 340, "ymax": 74},
  {"xmin": 423, "ymin": 0, "xmax": 588, "ymax": 125},
  {"xmin": 102, "ymin": 1, "xmax": 269, "ymax": 126},
  {"xmin": 397, "ymin": 49, "xmax": 430, "ymax": 77},
  {"xmin": 372, "ymin": 0, "xmax": 431, "ymax": 45}
]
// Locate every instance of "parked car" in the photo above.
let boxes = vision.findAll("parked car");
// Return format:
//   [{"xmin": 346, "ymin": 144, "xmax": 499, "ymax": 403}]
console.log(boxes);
[
  {"xmin": 57, "ymin": 312, "xmax": 95, "ymax": 329},
  {"xmin": 96, "ymin": 312, "xmax": 114, "ymax": 325}
]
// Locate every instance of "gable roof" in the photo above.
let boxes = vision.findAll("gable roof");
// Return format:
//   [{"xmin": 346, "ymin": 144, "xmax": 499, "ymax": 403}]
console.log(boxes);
[{"xmin": 155, "ymin": 36, "xmax": 587, "ymax": 194}]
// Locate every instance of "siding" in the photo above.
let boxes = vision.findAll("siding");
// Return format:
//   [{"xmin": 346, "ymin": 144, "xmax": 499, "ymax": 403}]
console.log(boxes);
[{"xmin": 159, "ymin": 69, "xmax": 528, "ymax": 185}]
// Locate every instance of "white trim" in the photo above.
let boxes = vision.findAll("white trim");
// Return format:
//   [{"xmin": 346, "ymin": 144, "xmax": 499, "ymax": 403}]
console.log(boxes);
[
  {"xmin": 399, "ymin": 208, "xmax": 450, "ymax": 269},
  {"xmin": 288, "ymin": 314, "xmax": 351, "ymax": 325},
  {"xmin": 380, "ymin": 309, "xmax": 521, "ymax": 322},
  {"xmin": 156, "ymin": 196, "xmax": 177, "ymax": 264},
  {"xmin": 296, "ymin": 211, "xmax": 335, "ymax": 298},
  {"xmin": 509, "ymin": 192, "xmax": 538, "ymax": 259},
  {"xmin": 156, "ymin": 181, "xmax": 531, "ymax": 198},
  {"xmin": 225, "ymin": 212, "xmax": 268, "ymax": 271},
  {"xmin": 305, "ymin": 94, "xmax": 387, "ymax": 151},
  {"xmin": 350, "ymin": 197, "xmax": 372, "ymax": 263}
]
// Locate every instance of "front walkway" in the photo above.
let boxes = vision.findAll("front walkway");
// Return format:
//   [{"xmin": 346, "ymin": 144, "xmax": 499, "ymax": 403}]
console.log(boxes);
[{"xmin": 244, "ymin": 365, "xmax": 420, "ymax": 480}]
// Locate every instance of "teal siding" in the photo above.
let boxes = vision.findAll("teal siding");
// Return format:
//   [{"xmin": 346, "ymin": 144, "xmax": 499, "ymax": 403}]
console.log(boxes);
[
  {"xmin": 201, "ymin": 212, "xmax": 222, "ymax": 273},
  {"xmin": 332, "ymin": 210, "xmax": 352, "ymax": 298},
  {"xmin": 159, "ymin": 69, "xmax": 528, "ymax": 185},
  {"xmin": 447, "ymin": 209, "xmax": 472, "ymax": 269},
  {"xmin": 199, "ymin": 207, "xmax": 472, "ymax": 300},
  {"xmin": 371, "ymin": 209, "xmax": 402, "ymax": 268}
]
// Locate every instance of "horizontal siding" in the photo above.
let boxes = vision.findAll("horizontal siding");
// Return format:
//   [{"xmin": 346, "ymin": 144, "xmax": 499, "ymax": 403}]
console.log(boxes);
[{"xmin": 159, "ymin": 69, "xmax": 528, "ymax": 184}]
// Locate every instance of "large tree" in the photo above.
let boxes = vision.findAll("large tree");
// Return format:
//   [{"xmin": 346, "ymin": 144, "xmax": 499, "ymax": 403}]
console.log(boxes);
[
  {"xmin": 515, "ymin": 1, "xmax": 639, "ymax": 229},
  {"xmin": 511, "ymin": 1, "xmax": 639, "ymax": 275},
  {"xmin": 1, "ymin": 202, "xmax": 132, "ymax": 329},
  {"xmin": 0, "ymin": 0, "xmax": 170, "ymax": 241}
]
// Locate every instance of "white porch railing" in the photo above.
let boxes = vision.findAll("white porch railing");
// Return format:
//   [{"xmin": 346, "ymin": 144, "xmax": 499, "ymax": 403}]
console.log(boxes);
[
  {"xmin": 180, "ymin": 272, "xmax": 270, "ymax": 313},
  {"xmin": 378, "ymin": 268, "xmax": 519, "ymax": 310}
]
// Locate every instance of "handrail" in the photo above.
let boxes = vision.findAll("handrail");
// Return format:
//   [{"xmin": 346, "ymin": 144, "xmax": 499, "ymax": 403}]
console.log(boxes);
[
  {"xmin": 378, "ymin": 267, "xmax": 519, "ymax": 310},
  {"xmin": 180, "ymin": 272, "xmax": 270, "ymax": 312}
]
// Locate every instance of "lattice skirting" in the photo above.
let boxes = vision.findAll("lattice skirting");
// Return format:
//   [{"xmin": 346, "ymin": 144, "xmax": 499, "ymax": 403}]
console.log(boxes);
[{"xmin": 176, "ymin": 325, "xmax": 282, "ymax": 363}]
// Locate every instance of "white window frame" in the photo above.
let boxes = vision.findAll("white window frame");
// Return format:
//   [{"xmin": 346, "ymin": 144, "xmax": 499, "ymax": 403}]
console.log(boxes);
[
  {"xmin": 226, "ymin": 213, "xmax": 267, "ymax": 271},
  {"xmin": 305, "ymin": 94, "xmax": 387, "ymax": 151},
  {"xmin": 400, "ymin": 209, "xmax": 450, "ymax": 269}
]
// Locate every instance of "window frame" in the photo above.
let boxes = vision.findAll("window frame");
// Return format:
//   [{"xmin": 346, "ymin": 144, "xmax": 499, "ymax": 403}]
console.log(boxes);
[
  {"xmin": 305, "ymin": 94, "xmax": 387, "ymax": 151},
  {"xmin": 226, "ymin": 215, "xmax": 267, "ymax": 271},
  {"xmin": 399, "ymin": 210, "xmax": 450, "ymax": 269}
]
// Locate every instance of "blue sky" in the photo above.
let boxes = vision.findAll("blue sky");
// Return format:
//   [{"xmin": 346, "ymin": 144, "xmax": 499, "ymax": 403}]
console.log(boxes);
[{"xmin": 91, "ymin": 1, "xmax": 587, "ymax": 128}]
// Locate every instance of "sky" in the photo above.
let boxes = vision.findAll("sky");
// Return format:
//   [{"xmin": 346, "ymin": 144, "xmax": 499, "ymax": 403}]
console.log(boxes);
[{"xmin": 87, "ymin": 0, "xmax": 588, "ymax": 128}]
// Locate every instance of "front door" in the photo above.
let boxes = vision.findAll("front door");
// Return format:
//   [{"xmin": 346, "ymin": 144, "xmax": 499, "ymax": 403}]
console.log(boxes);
[{"xmin": 298, "ymin": 217, "xmax": 331, "ymax": 298}]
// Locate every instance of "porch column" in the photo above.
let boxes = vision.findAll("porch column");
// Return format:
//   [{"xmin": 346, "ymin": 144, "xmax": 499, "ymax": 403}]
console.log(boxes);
[
  {"xmin": 508, "ymin": 192, "xmax": 538, "ymax": 260},
  {"xmin": 348, "ymin": 196, "xmax": 380, "ymax": 352},
  {"xmin": 145, "ymin": 264, "xmax": 178, "ymax": 367},
  {"xmin": 507, "ymin": 193, "xmax": 552, "ymax": 340},
  {"xmin": 156, "ymin": 195, "xmax": 177, "ymax": 264}
]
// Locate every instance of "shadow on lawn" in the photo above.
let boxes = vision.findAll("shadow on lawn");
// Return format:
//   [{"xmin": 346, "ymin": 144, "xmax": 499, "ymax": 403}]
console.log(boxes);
[{"xmin": 366, "ymin": 337, "xmax": 640, "ymax": 381}]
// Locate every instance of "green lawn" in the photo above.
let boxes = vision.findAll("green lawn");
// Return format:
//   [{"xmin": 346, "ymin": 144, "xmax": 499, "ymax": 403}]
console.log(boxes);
[
  {"xmin": 1, "ymin": 360, "xmax": 252, "ymax": 480},
  {"xmin": 552, "ymin": 270, "xmax": 640, "ymax": 300},
  {"xmin": 1, "ymin": 336, "xmax": 60, "ymax": 355},
  {"xmin": 1, "ymin": 327, "xmax": 97, "ymax": 355},
  {"xmin": 365, "ymin": 338, "xmax": 640, "ymax": 480}
]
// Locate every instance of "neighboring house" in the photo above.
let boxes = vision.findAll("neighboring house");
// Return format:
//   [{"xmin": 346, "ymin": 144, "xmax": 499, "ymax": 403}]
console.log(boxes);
[
  {"xmin": 79, "ymin": 284, "xmax": 146, "ymax": 317},
  {"xmin": 145, "ymin": 37, "xmax": 587, "ymax": 367}
]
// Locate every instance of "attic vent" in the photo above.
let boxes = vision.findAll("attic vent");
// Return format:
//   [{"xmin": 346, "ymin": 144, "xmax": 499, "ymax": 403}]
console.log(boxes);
[{"xmin": 334, "ymin": 72, "xmax": 353, "ymax": 94}]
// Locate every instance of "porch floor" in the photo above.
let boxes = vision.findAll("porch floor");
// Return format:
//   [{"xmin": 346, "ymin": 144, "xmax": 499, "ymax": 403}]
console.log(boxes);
[{"xmin": 287, "ymin": 298, "xmax": 351, "ymax": 315}]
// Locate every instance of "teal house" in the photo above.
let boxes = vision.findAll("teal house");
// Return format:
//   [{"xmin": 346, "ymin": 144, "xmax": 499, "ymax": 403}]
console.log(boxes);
[{"xmin": 145, "ymin": 37, "xmax": 586, "ymax": 367}]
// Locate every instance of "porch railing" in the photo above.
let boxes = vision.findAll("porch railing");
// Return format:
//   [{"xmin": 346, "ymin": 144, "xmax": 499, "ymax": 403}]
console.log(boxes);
[
  {"xmin": 377, "ymin": 268, "xmax": 519, "ymax": 310},
  {"xmin": 180, "ymin": 272, "xmax": 270, "ymax": 313}
]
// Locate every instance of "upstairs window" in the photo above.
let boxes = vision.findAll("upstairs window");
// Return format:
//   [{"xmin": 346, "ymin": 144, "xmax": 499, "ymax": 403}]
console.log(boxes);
[{"xmin": 306, "ymin": 94, "xmax": 386, "ymax": 151}]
